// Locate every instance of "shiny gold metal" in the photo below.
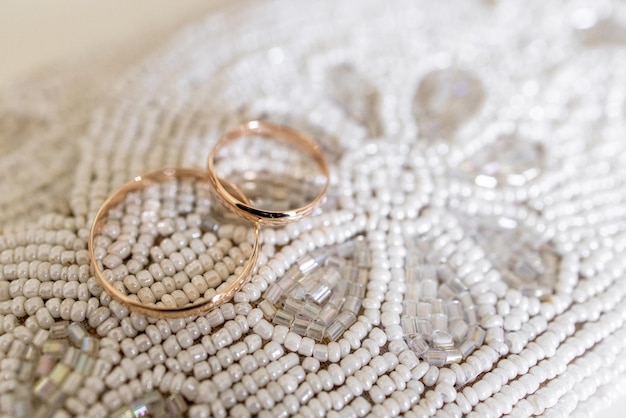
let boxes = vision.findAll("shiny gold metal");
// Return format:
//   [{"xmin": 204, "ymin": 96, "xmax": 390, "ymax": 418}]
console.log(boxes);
[{"xmin": 207, "ymin": 121, "xmax": 330, "ymax": 226}]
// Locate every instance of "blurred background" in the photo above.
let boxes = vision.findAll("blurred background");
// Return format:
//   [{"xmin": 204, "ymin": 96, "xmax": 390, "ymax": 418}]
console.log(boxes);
[
  {"xmin": 0, "ymin": 0, "xmax": 228, "ymax": 87},
  {"xmin": 0, "ymin": 1, "xmax": 624, "ymax": 418}
]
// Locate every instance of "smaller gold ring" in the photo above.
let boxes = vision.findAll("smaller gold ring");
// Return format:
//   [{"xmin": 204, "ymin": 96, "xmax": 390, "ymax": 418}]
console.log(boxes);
[
  {"xmin": 88, "ymin": 168, "xmax": 260, "ymax": 319},
  {"xmin": 206, "ymin": 121, "xmax": 330, "ymax": 226}
]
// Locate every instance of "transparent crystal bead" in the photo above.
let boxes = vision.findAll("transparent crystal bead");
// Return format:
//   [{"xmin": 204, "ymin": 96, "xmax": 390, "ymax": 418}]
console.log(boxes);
[
  {"xmin": 49, "ymin": 321, "xmax": 70, "ymax": 339},
  {"xmin": 432, "ymin": 314, "xmax": 448, "ymax": 332},
  {"xmin": 406, "ymin": 334, "xmax": 429, "ymax": 356},
  {"xmin": 80, "ymin": 337, "xmax": 99, "ymax": 355},
  {"xmin": 306, "ymin": 322, "xmax": 325, "ymax": 342},
  {"xmin": 457, "ymin": 339, "xmax": 477, "ymax": 358},
  {"xmin": 36, "ymin": 355, "xmax": 56, "ymax": 376},
  {"xmin": 336, "ymin": 311, "xmax": 357, "ymax": 328},
  {"xmin": 33, "ymin": 377, "xmax": 58, "ymax": 400},
  {"xmin": 164, "ymin": 393, "xmax": 187, "ymax": 417},
  {"xmin": 444, "ymin": 348, "xmax": 463, "ymax": 364},
  {"xmin": 75, "ymin": 353, "xmax": 95, "ymax": 375},
  {"xmin": 318, "ymin": 305, "xmax": 339, "ymax": 325},
  {"xmin": 460, "ymin": 135, "xmax": 544, "ymax": 188},
  {"xmin": 273, "ymin": 310, "xmax": 294, "ymax": 327},
  {"xmin": 464, "ymin": 307, "xmax": 479, "ymax": 325},
  {"xmin": 307, "ymin": 282, "xmax": 332, "ymax": 304},
  {"xmin": 421, "ymin": 279, "xmax": 438, "ymax": 301},
  {"xmin": 259, "ymin": 300, "xmax": 277, "ymax": 319},
  {"xmin": 62, "ymin": 347, "xmax": 80, "ymax": 367},
  {"xmin": 292, "ymin": 317, "xmax": 310, "ymax": 336},
  {"xmin": 326, "ymin": 64, "xmax": 381, "ymax": 137},
  {"xmin": 300, "ymin": 301, "xmax": 321, "ymax": 318},
  {"xmin": 417, "ymin": 319, "xmax": 433, "ymax": 336},
  {"xmin": 342, "ymin": 296, "xmax": 362, "ymax": 314},
  {"xmin": 403, "ymin": 301, "xmax": 418, "ymax": 317},
  {"xmin": 423, "ymin": 349, "xmax": 446, "ymax": 367},
  {"xmin": 324, "ymin": 320, "xmax": 345, "ymax": 343},
  {"xmin": 447, "ymin": 300, "xmax": 464, "ymax": 320},
  {"xmin": 485, "ymin": 326, "xmax": 504, "ymax": 344},
  {"xmin": 413, "ymin": 68, "xmax": 484, "ymax": 141},
  {"xmin": 406, "ymin": 283, "xmax": 421, "ymax": 300},
  {"xmin": 283, "ymin": 299, "xmax": 304, "ymax": 315},
  {"xmin": 431, "ymin": 330, "xmax": 455, "ymax": 349},
  {"xmin": 468, "ymin": 325, "xmax": 486, "ymax": 346},
  {"xmin": 42, "ymin": 340, "xmax": 67, "ymax": 358},
  {"xmin": 449, "ymin": 319, "xmax": 469, "ymax": 342},
  {"xmin": 401, "ymin": 317, "xmax": 418, "ymax": 335},
  {"xmin": 264, "ymin": 284, "xmax": 283, "ymax": 305}
]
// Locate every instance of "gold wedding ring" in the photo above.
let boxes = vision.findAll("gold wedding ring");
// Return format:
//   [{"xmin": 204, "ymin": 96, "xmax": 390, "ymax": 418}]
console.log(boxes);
[
  {"xmin": 207, "ymin": 121, "xmax": 330, "ymax": 226},
  {"xmin": 89, "ymin": 168, "xmax": 260, "ymax": 318}
]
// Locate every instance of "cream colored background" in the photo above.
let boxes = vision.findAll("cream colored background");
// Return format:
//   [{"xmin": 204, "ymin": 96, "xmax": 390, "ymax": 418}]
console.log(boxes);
[
  {"xmin": 0, "ymin": 0, "xmax": 228, "ymax": 86},
  {"xmin": 0, "ymin": 2, "xmax": 624, "ymax": 417}
]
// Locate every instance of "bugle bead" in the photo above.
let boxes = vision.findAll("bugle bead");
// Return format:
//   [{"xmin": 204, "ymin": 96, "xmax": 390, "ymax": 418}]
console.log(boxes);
[
  {"xmin": 272, "ymin": 310, "xmax": 294, "ymax": 327},
  {"xmin": 423, "ymin": 349, "xmax": 446, "ymax": 367},
  {"xmin": 42, "ymin": 340, "xmax": 67, "ymax": 358},
  {"xmin": 417, "ymin": 319, "xmax": 432, "ymax": 336},
  {"xmin": 485, "ymin": 325, "xmax": 504, "ymax": 344},
  {"xmin": 324, "ymin": 320, "xmax": 345, "ymax": 343},
  {"xmin": 417, "ymin": 302, "xmax": 432, "ymax": 319},
  {"xmin": 318, "ymin": 305, "xmax": 339, "ymax": 324},
  {"xmin": 406, "ymin": 334, "xmax": 428, "ymax": 356},
  {"xmin": 300, "ymin": 301, "xmax": 322, "ymax": 318},
  {"xmin": 306, "ymin": 322, "xmax": 325, "ymax": 342},
  {"xmin": 467, "ymin": 325, "xmax": 486, "ymax": 346},
  {"xmin": 264, "ymin": 284, "xmax": 283, "ymax": 305},
  {"xmin": 464, "ymin": 307, "xmax": 478, "ymax": 325},
  {"xmin": 421, "ymin": 279, "xmax": 437, "ymax": 301},
  {"xmin": 431, "ymin": 330, "xmax": 454, "ymax": 349},
  {"xmin": 449, "ymin": 319, "xmax": 469, "ymax": 342},
  {"xmin": 259, "ymin": 300, "xmax": 277, "ymax": 320},
  {"xmin": 444, "ymin": 348, "xmax": 462, "ymax": 364},
  {"xmin": 292, "ymin": 317, "xmax": 309, "ymax": 336},
  {"xmin": 67, "ymin": 323, "xmax": 88, "ymax": 347},
  {"xmin": 336, "ymin": 311, "xmax": 357, "ymax": 328},
  {"xmin": 342, "ymin": 296, "xmax": 361, "ymax": 314},
  {"xmin": 447, "ymin": 300, "xmax": 463, "ymax": 320},
  {"xmin": 81, "ymin": 337, "xmax": 99, "ymax": 355},
  {"xmin": 457, "ymin": 339, "xmax": 476, "ymax": 358},
  {"xmin": 49, "ymin": 321, "xmax": 70, "ymax": 339}
]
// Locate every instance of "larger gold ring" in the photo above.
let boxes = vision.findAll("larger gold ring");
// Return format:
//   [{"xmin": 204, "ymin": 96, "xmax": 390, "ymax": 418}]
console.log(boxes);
[
  {"xmin": 88, "ymin": 168, "xmax": 260, "ymax": 318},
  {"xmin": 207, "ymin": 121, "xmax": 330, "ymax": 226}
]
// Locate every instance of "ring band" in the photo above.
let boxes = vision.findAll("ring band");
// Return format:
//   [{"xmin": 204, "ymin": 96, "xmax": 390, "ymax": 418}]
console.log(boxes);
[
  {"xmin": 206, "ymin": 120, "xmax": 330, "ymax": 226},
  {"xmin": 88, "ymin": 168, "xmax": 260, "ymax": 319}
]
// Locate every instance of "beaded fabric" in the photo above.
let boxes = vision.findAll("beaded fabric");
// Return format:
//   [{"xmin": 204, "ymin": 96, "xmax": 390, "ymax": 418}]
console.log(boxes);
[{"xmin": 2, "ymin": 0, "xmax": 626, "ymax": 417}]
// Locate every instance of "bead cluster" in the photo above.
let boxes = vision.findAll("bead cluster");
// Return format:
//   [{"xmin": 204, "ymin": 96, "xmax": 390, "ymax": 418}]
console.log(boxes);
[
  {"xmin": 32, "ymin": 322, "xmax": 100, "ymax": 417},
  {"xmin": 401, "ymin": 238, "xmax": 487, "ymax": 366},
  {"xmin": 0, "ymin": 322, "xmax": 102, "ymax": 417},
  {"xmin": 462, "ymin": 214, "xmax": 559, "ymax": 298},
  {"xmin": 459, "ymin": 134, "xmax": 545, "ymax": 189},
  {"xmin": 111, "ymin": 390, "xmax": 187, "ymax": 418},
  {"xmin": 261, "ymin": 238, "xmax": 368, "ymax": 343}
]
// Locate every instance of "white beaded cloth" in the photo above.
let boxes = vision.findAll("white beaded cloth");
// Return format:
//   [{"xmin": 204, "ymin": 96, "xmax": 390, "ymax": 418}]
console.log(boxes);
[{"xmin": 2, "ymin": 0, "xmax": 626, "ymax": 417}]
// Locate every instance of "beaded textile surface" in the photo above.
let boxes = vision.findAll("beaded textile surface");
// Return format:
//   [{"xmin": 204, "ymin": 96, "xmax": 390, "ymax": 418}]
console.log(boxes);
[{"xmin": 2, "ymin": 0, "xmax": 626, "ymax": 417}]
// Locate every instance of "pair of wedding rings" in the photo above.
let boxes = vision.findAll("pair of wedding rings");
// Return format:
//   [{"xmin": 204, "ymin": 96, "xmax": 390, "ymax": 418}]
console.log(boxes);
[{"xmin": 88, "ymin": 121, "xmax": 330, "ymax": 318}]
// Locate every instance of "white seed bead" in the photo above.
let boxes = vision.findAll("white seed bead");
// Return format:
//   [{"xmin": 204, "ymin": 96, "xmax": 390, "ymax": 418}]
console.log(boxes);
[{"xmin": 253, "ymin": 319, "xmax": 273, "ymax": 340}]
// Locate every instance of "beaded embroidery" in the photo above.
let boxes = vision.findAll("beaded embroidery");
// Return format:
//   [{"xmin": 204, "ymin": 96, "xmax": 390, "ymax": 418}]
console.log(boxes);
[{"xmin": 2, "ymin": 0, "xmax": 626, "ymax": 417}]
